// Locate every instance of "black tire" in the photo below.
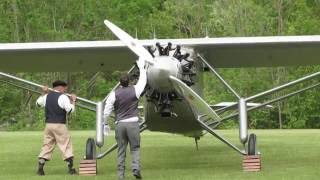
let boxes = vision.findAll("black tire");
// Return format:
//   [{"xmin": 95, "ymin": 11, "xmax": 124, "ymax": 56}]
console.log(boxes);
[
  {"xmin": 85, "ymin": 138, "xmax": 96, "ymax": 160},
  {"xmin": 248, "ymin": 133, "xmax": 257, "ymax": 155}
]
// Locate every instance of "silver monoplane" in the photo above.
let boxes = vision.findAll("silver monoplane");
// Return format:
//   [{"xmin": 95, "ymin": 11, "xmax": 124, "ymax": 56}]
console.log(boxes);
[{"xmin": 1, "ymin": 20, "xmax": 320, "ymax": 169}]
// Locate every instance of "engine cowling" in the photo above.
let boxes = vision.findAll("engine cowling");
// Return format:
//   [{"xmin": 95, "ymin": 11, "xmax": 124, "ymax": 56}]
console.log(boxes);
[
  {"xmin": 147, "ymin": 56, "xmax": 181, "ymax": 93},
  {"xmin": 144, "ymin": 43, "xmax": 197, "ymax": 117}
]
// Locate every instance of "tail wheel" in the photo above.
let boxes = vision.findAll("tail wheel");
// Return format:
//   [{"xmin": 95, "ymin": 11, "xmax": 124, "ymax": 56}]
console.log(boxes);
[
  {"xmin": 248, "ymin": 133, "xmax": 257, "ymax": 155},
  {"xmin": 85, "ymin": 138, "xmax": 96, "ymax": 160}
]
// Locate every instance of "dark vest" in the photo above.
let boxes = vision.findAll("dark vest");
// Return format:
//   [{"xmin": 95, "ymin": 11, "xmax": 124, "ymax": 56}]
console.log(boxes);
[
  {"xmin": 114, "ymin": 86, "xmax": 139, "ymax": 122},
  {"xmin": 45, "ymin": 92, "xmax": 67, "ymax": 124}
]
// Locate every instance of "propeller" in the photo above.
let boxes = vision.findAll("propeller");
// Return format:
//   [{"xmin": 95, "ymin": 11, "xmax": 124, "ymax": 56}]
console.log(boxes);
[
  {"xmin": 104, "ymin": 20, "xmax": 154, "ymax": 65},
  {"xmin": 169, "ymin": 75, "xmax": 221, "ymax": 121}
]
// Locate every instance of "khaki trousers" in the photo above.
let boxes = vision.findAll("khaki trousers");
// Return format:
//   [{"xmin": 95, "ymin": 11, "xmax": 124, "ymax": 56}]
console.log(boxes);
[{"xmin": 38, "ymin": 123, "xmax": 74, "ymax": 160}]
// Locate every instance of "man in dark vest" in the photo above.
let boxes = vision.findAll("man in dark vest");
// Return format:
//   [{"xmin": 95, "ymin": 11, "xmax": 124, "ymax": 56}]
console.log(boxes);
[
  {"xmin": 103, "ymin": 59, "xmax": 147, "ymax": 180},
  {"xmin": 36, "ymin": 80, "xmax": 77, "ymax": 176}
]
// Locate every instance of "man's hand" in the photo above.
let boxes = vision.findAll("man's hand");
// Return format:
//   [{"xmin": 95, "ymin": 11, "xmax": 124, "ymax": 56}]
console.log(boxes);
[
  {"xmin": 42, "ymin": 86, "xmax": 49, "ymax": 94},
  {"xmin": 70, "ymin": 94, "xmax": 77, "ymax": 103},
  {"xmin": 104, "ymin": 124, "xmax": 111, "ymax": 136},
  {"xmin": 136, "ymin": 58, "xmax": 145, "ymax": 69}
]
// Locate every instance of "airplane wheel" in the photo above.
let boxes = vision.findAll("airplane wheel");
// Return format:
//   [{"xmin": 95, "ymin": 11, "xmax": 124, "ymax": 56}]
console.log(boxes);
[
  {"xmin": 85, "ymin": 138, "xmax": 96, "ymax": 160},
  {"xmin": 248, "ymin": 133, "xmax": 257, "ymax": 155}
]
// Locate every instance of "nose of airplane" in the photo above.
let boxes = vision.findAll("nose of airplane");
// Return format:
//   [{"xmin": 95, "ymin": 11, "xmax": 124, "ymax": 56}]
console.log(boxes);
[{"xmin": 147, "ymin": 56, "xmax": 181, "ymax": 92}]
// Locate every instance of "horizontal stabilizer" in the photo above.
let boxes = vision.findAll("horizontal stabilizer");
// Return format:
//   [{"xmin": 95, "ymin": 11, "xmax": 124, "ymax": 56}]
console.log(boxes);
[{"xmin": 212, "ymin": 102, "xmax": 273, "ymax": 109}]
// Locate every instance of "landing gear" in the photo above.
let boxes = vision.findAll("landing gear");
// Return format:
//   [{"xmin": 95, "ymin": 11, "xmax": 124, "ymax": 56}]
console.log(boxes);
[
  {"xmin": 80, "ymin": 138, "xmax": 98, "ymax": 175},
  {"xmin": 247, "ymin": 133, "xmax": 257, "ymax": 155},
  {"xmin": 243, "ymin": 134, "xmax": 261, "ymax": 171},
  {"xmin": 85, "ymin": 138, "xmax": 96, "ymax": 160},
  {"xmin": 194, "ymin": 137, "xmax": 200, "ymax": 151}
]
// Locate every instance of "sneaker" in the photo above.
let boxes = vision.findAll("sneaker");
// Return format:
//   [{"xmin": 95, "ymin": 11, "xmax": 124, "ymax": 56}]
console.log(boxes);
[{"xmin": 133, "ymin": 169, "xmax": 142, "ymax": 179}]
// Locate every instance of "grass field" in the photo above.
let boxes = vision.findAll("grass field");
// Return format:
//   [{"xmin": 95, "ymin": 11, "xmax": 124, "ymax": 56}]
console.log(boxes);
[{"xmin": 1, "ymin": 130, "xmax": 320, "ymax": 180}]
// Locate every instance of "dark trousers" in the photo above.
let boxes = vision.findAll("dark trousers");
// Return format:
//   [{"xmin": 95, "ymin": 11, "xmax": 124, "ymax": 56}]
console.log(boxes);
[{"xmin": 115, "ymin": 121, "xmax": 141, "ymax": 178}]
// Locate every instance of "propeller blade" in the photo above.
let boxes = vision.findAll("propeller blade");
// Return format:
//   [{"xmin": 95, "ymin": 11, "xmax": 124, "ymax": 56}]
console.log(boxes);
[
  {"xmin": 104, "ymin": 20, "xmax": 154, "ymax": 65},
  {"xmin": 169, "ymin": 76, "xmax": 221, "ymax": 121}
]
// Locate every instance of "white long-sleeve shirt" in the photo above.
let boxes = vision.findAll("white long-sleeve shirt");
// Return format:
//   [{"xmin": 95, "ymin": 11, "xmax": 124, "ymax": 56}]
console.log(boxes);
[
  {"xmin": 36, "ymin": 94, "xmax": 75, "ymax": 113},
  {"xmin": 103, "ymin": 68, "xmax": 147, "ymax": 124}
]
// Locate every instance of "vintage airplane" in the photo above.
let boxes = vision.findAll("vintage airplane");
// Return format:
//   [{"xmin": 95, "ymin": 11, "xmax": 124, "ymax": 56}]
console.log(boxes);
[{"xmin": 1, "ymin": 19, "xmax": 320, "ymax": 169}]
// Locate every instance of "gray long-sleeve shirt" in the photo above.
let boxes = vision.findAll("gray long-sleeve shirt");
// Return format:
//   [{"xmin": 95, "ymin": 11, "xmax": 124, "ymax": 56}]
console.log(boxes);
[{"xmin": 103, "ymin": 68, "xmax": 147, "ymax": 124}]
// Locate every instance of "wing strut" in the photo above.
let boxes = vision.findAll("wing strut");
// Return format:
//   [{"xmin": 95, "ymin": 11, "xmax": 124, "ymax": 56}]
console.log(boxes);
[
  {"xmin": 169, "ymin": 75, "xmax": 246, "ymax": 155},
  {"xmin": 0, "ymin": 72, "xmax": 97, "ymax": 111},
  {"xmin": 198, "ymin": 54, "xmax": 241, "ymax": 99}
]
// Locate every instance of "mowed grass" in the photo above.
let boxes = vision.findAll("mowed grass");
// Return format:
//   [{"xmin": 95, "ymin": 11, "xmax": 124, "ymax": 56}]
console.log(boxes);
[{"xmin": 1, "ymin": 130, "xmax": 320, "ymax": 180}]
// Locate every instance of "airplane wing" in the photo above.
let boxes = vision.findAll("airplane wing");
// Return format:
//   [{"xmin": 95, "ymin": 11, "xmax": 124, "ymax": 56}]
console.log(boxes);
[
  {"xmin": 147, "ymin": 36, "xmax": 320, "ymax": 68},
  {"xmin": 0, "ymin": 41, "xmax": 135, "ymax": 72},
  {"xmin": 1, "ymin": 35, "xmax": 320, "ymax": 71}
]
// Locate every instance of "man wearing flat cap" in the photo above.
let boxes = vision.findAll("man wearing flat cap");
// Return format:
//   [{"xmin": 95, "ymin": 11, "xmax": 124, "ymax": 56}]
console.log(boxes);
[
  {"xmin": 36, "ymin": 80, "xmax": 77, "ymax": 176},
  {"xmin": 103, "ymin": 59, "xmax": 146, "ymax": 180}
]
